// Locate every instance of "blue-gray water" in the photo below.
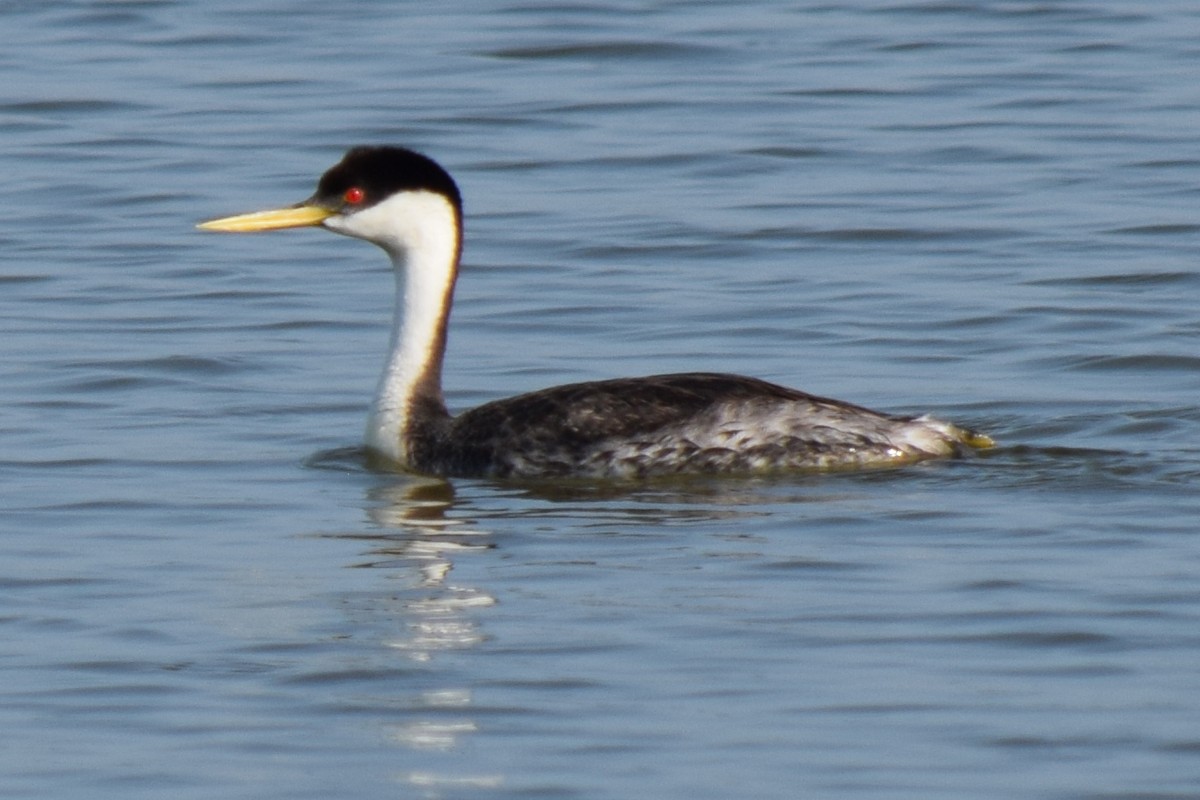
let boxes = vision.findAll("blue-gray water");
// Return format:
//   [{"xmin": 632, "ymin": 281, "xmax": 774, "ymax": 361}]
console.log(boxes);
[{"xmin": 4, "ymin": 2, "xmax": 1200, "ymax": 798}]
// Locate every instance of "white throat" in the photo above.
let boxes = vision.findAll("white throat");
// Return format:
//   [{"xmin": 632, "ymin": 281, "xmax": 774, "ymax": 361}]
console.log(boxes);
[{"xmin": 325, "ymin": 190, "xmax": 460, "ymax": 464}]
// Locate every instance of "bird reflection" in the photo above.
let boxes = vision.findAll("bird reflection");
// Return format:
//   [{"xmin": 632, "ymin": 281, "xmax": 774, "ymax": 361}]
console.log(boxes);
[
  {"xmin": 343, "ymin": 475, "xmax": 495, "ymax": 659},
  {"xmin": 318, "ymin": 473, "xmax": 497, "ymax": 783}
]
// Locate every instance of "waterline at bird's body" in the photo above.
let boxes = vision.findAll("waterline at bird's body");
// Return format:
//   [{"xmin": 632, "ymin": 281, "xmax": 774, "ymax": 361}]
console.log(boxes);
[{"xmin": 199, "ymin": 146, "xmax": 992, "ymax": 479}]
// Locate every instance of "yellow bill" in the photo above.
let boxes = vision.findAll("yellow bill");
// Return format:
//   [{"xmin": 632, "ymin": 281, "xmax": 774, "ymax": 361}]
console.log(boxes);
[{"xmin": 197, "ymin": 204, "xmax": 333, "ymax": 232}]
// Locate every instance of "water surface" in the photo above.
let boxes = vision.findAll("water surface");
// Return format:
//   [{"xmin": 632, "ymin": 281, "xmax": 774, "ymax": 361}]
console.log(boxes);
[{"xmin": 3, "ymin": 2, "xmax": 1200, "ymax": 798}]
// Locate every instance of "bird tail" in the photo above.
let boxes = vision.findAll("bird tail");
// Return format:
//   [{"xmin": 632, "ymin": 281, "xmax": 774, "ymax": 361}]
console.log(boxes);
[{"xmin": 905, "ymin": 415, "xmax": 995, "ymax": 456}]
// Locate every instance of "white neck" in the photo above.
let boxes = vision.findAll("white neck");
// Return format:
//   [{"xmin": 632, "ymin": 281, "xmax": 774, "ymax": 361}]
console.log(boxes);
[{"xmin": 325, "ymin": 191, "xmax": 460, "ymax": 465}]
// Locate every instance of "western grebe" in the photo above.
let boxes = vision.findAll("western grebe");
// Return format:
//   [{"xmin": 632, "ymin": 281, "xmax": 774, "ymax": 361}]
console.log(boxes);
[{"xmin": 199, "ymin": 146, "xmax": 992, "ymax": 478}]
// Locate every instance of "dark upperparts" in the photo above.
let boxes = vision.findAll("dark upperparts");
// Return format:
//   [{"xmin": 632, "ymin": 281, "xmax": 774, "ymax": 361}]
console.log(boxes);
[{"xmin": 450, "ymin": 372, "xmax": 857, "ymax": 443}]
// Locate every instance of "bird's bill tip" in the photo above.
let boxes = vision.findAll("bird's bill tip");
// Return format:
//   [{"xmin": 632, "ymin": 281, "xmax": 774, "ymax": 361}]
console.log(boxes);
[{"xmin": 197, "ymin": 204, "xmax": 333, "ymax": 232}]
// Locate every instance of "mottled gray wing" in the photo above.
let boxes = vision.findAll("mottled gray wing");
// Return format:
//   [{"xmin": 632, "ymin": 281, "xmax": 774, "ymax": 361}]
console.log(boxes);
[{"xmin": 439, "ymin": 372, "xmax": 886, "ymax": 476}]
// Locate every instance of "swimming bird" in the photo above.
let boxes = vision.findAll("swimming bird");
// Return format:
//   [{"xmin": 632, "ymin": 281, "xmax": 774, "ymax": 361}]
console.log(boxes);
[{"xmin": 199, "ymin": 146, "xmax": 992, "ymax": 479}]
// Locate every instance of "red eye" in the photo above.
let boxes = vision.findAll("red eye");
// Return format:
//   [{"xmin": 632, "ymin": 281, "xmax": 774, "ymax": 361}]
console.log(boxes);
[{"xmin": 343, "ymin": 187, "xmax": 365, "ymax": 205}]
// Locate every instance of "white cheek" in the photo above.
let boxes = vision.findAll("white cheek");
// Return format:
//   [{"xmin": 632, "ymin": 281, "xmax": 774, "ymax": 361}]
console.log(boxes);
[{"xmin": 323, "ymin": 191, "xmax": 458, "ymax": 256}]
